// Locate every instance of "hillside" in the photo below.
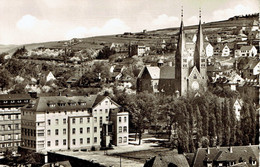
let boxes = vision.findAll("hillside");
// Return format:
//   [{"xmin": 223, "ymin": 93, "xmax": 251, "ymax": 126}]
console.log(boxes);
[{"xmin": 1, "ymin": 13, "xmax": 259, "ymax": 53}]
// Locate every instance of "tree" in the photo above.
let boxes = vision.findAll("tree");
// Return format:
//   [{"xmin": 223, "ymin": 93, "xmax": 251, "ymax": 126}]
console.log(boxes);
[
  {"xmin": 195, "ymin": 106, "xmax": 203, "ymax": 148},
  {"xmin": 241, "ymin": 103, "xmax": 251, "ymax": 145},
  {"xmin": 0, "ymin": 70, "xmax": 10, "ymax": 91},
  {"xmin": 222, "ymin": 98, "xmax": 231, "ymax": 146},
  {"xmin": 124, "ymin": 92, "xmax": 157, "ymax": 145}
]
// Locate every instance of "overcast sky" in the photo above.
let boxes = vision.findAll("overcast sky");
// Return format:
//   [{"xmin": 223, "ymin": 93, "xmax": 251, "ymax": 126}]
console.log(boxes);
[{"xmin": 0, "ymin": 0, "xmax": 259, "ymax": 45}]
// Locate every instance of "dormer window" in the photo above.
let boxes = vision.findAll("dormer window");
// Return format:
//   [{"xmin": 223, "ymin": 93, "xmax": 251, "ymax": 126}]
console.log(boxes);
[
  {"xmin": 11, "ymin": 100, "xmax": 15, "ymax": 103},
  {"xmin": 3, "ymin": 101, "xmax": 8, "ymax": 104},
  {"xmin": 68, "ymin": 101, "xmax": 76, "ymax": 106},
  {"xmin": 17, "ymin": 100, "xmax": 21, "ymax": 103},
  {"xmin": 24, "ymin": 100, "xmax": 29, "ymax": 103},
  {"xmin": 47, "ymin": 101, "xmax": 56, "ymax": 107}
]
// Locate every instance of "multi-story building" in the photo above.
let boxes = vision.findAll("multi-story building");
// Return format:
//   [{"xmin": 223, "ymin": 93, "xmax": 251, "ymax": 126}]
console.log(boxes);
[
  {"xmin": 21, "ymin": 95, "xmax": 129, "ymax": 153},
  {"xmin": 0, "ymin": 94, "xmax": 31, "ymax": 153}
]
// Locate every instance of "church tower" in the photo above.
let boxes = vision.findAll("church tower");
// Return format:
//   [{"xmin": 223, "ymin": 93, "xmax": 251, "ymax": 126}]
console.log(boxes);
[
  {"xmin": 175, "ymin": 7, "xmax": 189, "ymax": 96},
  {"xmin": 193, "ymin": 9, "xmax": 207, "ymax": 89}
]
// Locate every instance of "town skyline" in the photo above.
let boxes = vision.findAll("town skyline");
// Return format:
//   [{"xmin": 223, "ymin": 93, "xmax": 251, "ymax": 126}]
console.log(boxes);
[{"xmin": 0, "ymin": 0, "xmax": 259, "ymax": 45}]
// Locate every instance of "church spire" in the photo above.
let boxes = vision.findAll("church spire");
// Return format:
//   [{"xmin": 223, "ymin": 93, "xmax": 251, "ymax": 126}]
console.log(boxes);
[
  {"xmin": 194, "ymin": 8, "xmax": 204, "ymax": 72},
  {"xmin": 176, "ymin": 6, "xmax": 185, "ymax": 61}
]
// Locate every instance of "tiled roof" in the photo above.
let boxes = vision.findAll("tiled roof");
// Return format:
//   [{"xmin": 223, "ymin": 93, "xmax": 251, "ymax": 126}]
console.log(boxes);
[
  {"xmin": 160, "ymin": 66, "xmax": 175, "ymax": 79},
  {"xmin": 193, "ymin": 145, "xmax": 259, "ymax": 167},
  {"xmin": 240, "ymin": 46, "xmax": 254, "ymax": 51},
  {"xmin": 144, "ymin": 153, "xmax": 189, "ymax": 167},
  {"xmin": 0, "ymin": 94, "xmax": 31, "ymax": 100},
  {"xmin": 146, "ymin": 66, "xmax": 160, "ymax": 79},
  {"xmin": 24, "ymin": 95, "xmax": 100, "ymax": 112}
]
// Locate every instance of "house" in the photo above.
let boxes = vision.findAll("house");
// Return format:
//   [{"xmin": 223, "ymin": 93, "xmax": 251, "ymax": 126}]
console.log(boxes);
[
  {"xmin": 238, "ymin": 58, "xmax": 260, "ymax": 79},
  {"xmin": 233, "ymin": 99, "xmax": 243, "ymax": 120},
  {"xmin": 137, "ymin": 44, "xmax": 150, "ymax": 56},
  {"xmin": 21, "ymin": 95, "xmax": 129, "ymax": 152},
  {"xmin": 144, "ymin": 153, "xmax": 190, "ymax": 167},
  {"xmin": 0, "ymin": 94, "xmax": 32, "ymax": 153},
  {"xmin": 248, "ymin": 31, "xmax": 260, "ymax": 41},
  {"xmin": 46, "ymin": 72, "xmax": 56, "ymax": 82},
  {"xmin": 240, "ymin": 46, "xmax": 258, "ymax": 57},
  {"xmin": 208, "ymin": 34, "xmax": 221, "ymax": 43},
  {"xmin": 204, "ymin": 43, "xmax": 214, "ymax": 57},
  {"xmin": 192, "ymin": 145, "xmax": 259, "ymax": 167},
  {"xmin": 214, "ymin": 44, "xmax": 230, "ymax": 57}
]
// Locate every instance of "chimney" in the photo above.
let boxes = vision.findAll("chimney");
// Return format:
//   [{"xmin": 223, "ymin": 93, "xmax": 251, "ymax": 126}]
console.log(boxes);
[
  {"xmin": 230, "ymin": 146, "xmax": 233, "ymax": 153},
  {"xmin": 249, "ymin": 143, "xmax": 251, "ymax": 146},
  {"xmin": 207, "ymin": 147, "xmax": 210, "ymax": 154}
]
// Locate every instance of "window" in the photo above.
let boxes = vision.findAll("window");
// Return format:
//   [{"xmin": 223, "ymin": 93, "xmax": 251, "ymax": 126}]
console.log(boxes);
[
  {"xmin": 183, "ymin": 59, "xmax": 187, "ymax": 63},
  {"xmin": 119, "ymin": 137, "xmax": 122, "ymax": 143},
  {"xmin": 194, "ymin": 75, "xmax": 197, "ymax": 79},
  {"xmin": 105, "ymin": 109, "xmax": 108, "ymax": 113},
  {"xmin": 47, "ymin": 141, "xmax": 51, "ymax": 147},
  {"xmin": 8, "ymin": 125, "xmax": 11, "ymax": 130},
  {"xmin": 119, "ymin": 126, "xmax": 122, "ymax": 133},
  {"xmin": 55, "ymin": 119, "xmax": 59, "ymax": 125},
  {"xmin": 55, "ymin": 140, "xmax": 59, "ymax": 146},
  {"xmin": 63, "ymin": 129, "xmax": 66, "ymax": 135},
  {"xmin": 100, "ymin": 117, "xmax": 103, "ymax": 127},
  {"xmin": 87, "ymin": 127, "xmax": 90, "ymax": 133},
  {"xmin": 100, "ymin": 109, "xmax": 102, "ymax": 113},
  {"xmin": 8, "ymin": 115, "xmax": 11, "ymax": 120},
  {"xmin": 87, "ymin": 117, "xmax": 90, "ymax": 123},
  {"xmin": 94, "ymin": 127, "xmax": 97, "ymax": 133},
  {"xmin": 80, "ymin": 138, "xmax": 83, "ymax": 144},
  {"xmin": 47, "ymin": 130, "xmax": 51, "ymax": 136},
  {"xmin": 72, "ymin": 118, "xmax": 75, "ymax": 124},
  {"xmin": 80, "ymin": 118, "xmax": 83, "ymax": 124},
  {"xmin": 123, "ymin": 126, "xmax": 127, "ymax": 132},
  {"xmin": 63, "ymin": 139, "xmax": 66, "ymax": 145},
  {"xmin": 123, "ymin": 137, "xmax": 127, "ymax": 143},
  {"xmin": 80, "ymin": 128, "xmax": 83, "ymax": 134},
  {"xmin": 63, "ymin": 118, "xmax": 66, "ymax": 124},
  {"xmin": 15, "ymin": 124, "xmax": 19, "ymax": 130},
  {"xmin": 124, "ymin": 117, "xmax": 127, "ymax": 122},
  {"xmin": 87, "ymin": 138, "xmax": 90, "ymax": 144},
  {"xmin": 55, "ymin": 129, "xmax": 59, "ymax": 135},
  {"xmin": 106, "ymin": 116, "xmax": 109, "ymax": 121},
  {"xmin": 48, "ymin": 119, "xmax": 51, "ymax": 125},
  {"xmin": 72, "ymin": 139, "xmax": 76, "ymax": 145},
  {"xmin": 16, "ymin": 115, "xmax": 19, "ymax": 119},
  {"xmin": 11, "ymin": 100, "xmax": 15, "ymax": 103},
  {"xmin": 119, "ymin": 117, "xmax": 121, "ymax": 123},
  {"xmin": 72, "ymin": 128, "xmax": 76, "ymax": 134},
  {"xmin": 94, "ymin": 137, "xmax": 97, "ymax": 143}
]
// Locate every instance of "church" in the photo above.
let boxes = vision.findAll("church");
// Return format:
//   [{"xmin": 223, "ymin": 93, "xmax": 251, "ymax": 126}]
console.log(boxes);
[{"xmin": 137, "ymin": 11, "xmax": 207, "ymax": 96}]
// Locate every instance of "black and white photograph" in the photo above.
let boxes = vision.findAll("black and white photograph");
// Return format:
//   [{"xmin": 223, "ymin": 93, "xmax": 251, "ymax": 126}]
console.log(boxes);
[{"xmin": 0, "ymin": 0, "xmax": 259, "ymax": 166}]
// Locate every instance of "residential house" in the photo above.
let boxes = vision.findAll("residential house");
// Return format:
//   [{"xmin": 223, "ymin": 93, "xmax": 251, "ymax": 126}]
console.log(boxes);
[
  {"xmin": 204, "ymin": 43, "xmax": 214, "ymax": 57},
  {"xmin": 208, "ymin": 34, "xmax": 221, "ymax": 43},
  {"xmin": 46, "ymin": 72, "xmax": 56, "ymax": 83},
  {"xmin": 21, "ymin": 95, "xmax": 129, "ymax": 152},
  {"xmin": 238, "ymin": 58, "xmax": 260, "ymax": 79},
  {"xmin": 240, "ymin": 46, "xmax": 258, "ymax": 57},
  {"xmin": 137, "ymin": 44, "xmax": 150, "ymax": 56},
  {"xmin": 0, "ymin": 94, "xmax": 32, "ymax": 153},
  {"xmin": 214, "ymin": 44, "xmax": 230, "ymax": 57},
  {"xmin": 192, "ymin": 145, "xmax": 259, "ymax": 167},
  {"xmin": 245, "ymin": 20, "xmax": 259, "ymax": 33},
  {"xmin": 144, "ymin": 153, "xmax": 189, "ymax": 167},
  {"xmin": 248, "ymin": 31, "xmax": 260, "ymax": 41}
]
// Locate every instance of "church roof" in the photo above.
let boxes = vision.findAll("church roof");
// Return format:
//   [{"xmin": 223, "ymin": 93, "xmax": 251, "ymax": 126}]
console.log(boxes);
[
  {"xmin": 146, "ymin": 66, "xmax": 160, "ymax": 79},
  {"xmin": 160, "ymin": 66, "xmax": 175, "ymax": 79}
]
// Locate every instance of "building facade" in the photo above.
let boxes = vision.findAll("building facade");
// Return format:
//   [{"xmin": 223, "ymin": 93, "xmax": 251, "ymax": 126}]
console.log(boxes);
[
  {"xmin": 137, "ymin": 14, "xmax": 207, "ymax": 96},
  {"xmin": 21, "ymin": 95, "xmax": 129, "ymax": 153},
  {"xmin": 0, "ymin": 94, "xmax": 31, "ymax": 153}
]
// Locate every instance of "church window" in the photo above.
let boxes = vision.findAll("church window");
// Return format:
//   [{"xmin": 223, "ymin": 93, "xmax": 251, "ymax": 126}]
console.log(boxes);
[
  {"xmin": 183, "ymin": 64, "xmax": 187, "ymax": 68},
  {"xmin": 201, "ymin": 59, "xmax": 205, "ymax": 62},
  {"xmin": 194, "ymin": 75, "xmax": 197, "ymax": 79},
  {"xmin": 183, "ymin": 59, "xmax": 187, "ymax": 63}
]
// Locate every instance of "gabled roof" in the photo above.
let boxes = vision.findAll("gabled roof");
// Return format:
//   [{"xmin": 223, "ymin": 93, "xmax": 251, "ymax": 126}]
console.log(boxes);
[
  {"xmin": 0, "ymin": 94, "xmax": 31, "ymax": 100},
  {"xmin": 242, "ymin": 59, "xmax": 260, "ymax": 70},
  {"xmin": 188, "ymin": 66, "xmax": 202, "ymax": 79},
  {"xmin": 144, "ymin": 154, "xmax": 189, "ymax": 167},
  {"xmin": 160, "ymin": 66, "xmax": 175, "ymax": 79},
  {"xmin": 193, "ymin": 145, "xmax": 259, "ymax": 167},
  {"xmin": 146, "ymin": 66, "xmax": 160, "ymax": 79},
  {"xmin": 240, "ymin": 46, "xmax": 255, "ymax": 51},
  {"xmin": 23, "ymin": 95, "xmax": 116, "ymax": 112}
]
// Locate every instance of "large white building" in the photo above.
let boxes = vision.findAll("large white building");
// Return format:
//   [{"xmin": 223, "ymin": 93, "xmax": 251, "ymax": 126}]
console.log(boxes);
[{"xmin": 21, "ymin": 95, "xmax": 129, "ymax": 153}]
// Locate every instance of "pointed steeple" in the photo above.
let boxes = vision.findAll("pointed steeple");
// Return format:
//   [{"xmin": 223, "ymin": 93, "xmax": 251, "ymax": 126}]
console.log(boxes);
[
  {"xmin": 175, "ymin": 6, "xmax": 186, "ymax": 64},
  {"xmin": 194, "ymin": 8, "xmax": 205, "ymax": 72}
]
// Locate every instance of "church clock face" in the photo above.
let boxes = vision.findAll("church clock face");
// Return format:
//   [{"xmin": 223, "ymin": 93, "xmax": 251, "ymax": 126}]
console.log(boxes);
[{"xmin": 192, "ymin": 81, "xmax": 199, "ymax": 90}]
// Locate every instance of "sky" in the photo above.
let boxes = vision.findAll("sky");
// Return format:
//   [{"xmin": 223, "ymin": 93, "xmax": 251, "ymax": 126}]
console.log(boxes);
[{"xmin": 0, "ymin": 0, "xmax": 259, "ymax": 45}]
